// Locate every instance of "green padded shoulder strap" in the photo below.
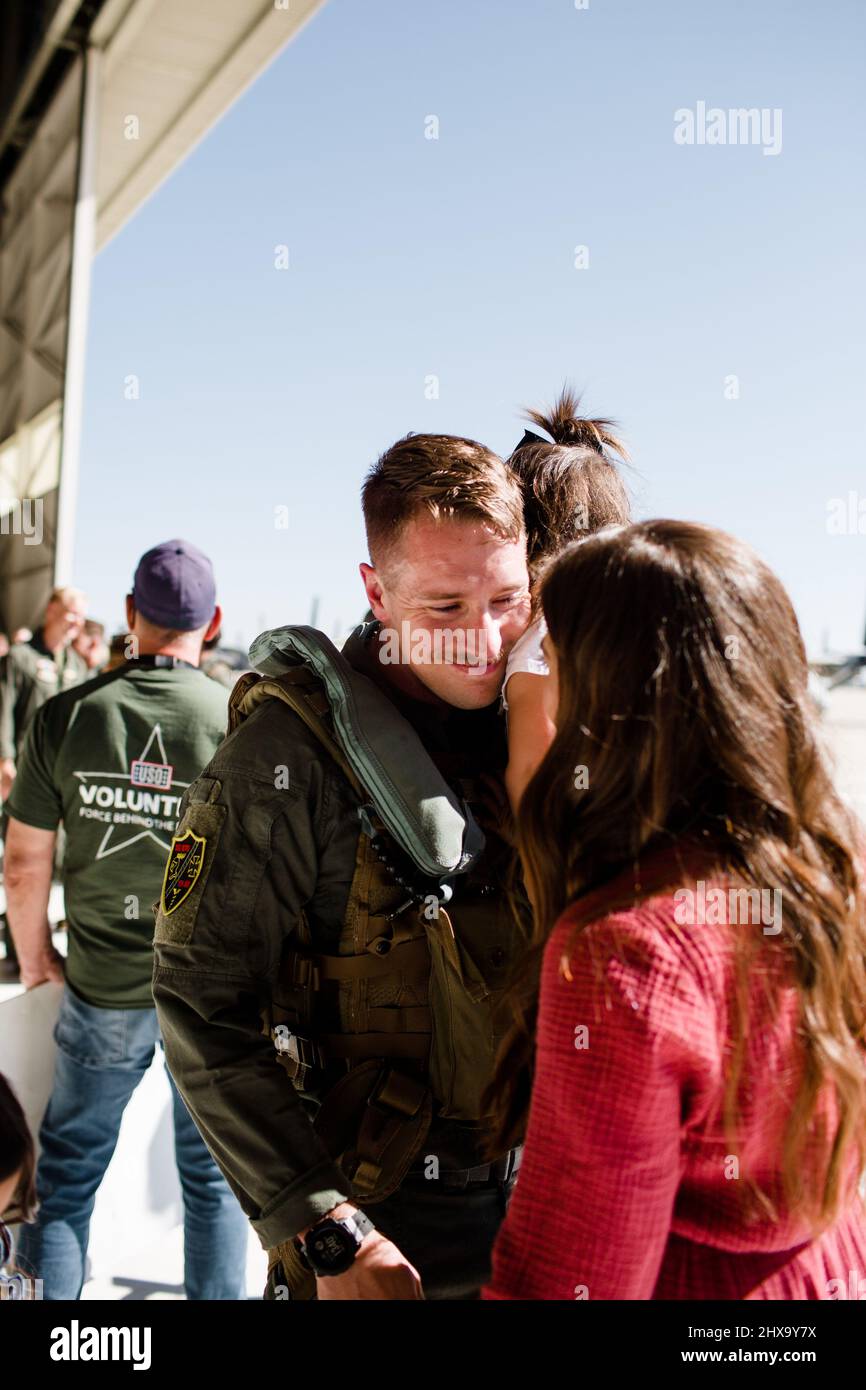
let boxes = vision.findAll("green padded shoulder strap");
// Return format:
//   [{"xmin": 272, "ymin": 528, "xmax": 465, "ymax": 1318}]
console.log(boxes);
[{"xmin": 244, "ymin": 624, "xmax": 485, "ymax": 882}]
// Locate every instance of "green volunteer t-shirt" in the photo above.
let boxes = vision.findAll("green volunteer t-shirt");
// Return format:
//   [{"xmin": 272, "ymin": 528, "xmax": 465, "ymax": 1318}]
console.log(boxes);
[{"xmin": 6, "ymin": 663, "xmax": 230, "ymax": 1008}]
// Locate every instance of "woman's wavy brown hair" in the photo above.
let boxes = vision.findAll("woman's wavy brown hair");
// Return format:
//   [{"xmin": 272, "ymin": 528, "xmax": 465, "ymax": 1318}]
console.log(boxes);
[{"xmin": 487, "ymin": 519, "xmax": 866, "ymax": 1224}]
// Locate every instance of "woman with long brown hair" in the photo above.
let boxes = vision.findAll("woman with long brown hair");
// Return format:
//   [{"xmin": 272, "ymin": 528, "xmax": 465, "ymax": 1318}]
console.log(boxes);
[{"xmin": 483, "ymin": 520, "xmax": 866, "ymax": 1300}]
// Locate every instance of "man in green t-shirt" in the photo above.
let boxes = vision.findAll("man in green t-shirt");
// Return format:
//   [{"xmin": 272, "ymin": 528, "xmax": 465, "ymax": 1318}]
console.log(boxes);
[{"xmin": 4, "ymin": 540, "xmax": 249, "ymax": 1300}]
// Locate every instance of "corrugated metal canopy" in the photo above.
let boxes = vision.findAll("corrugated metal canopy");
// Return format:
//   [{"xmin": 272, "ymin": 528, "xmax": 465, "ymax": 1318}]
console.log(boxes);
[
  {"xmin": 91, "ymin": 0, "xmax": 325, "ymax": 249},
  {"xmin": 0, "ymin": 0, "xmax": 326, "ymax": 633},
  {"xmin": 1, "ymin": 0, "xmax": 325, "ymax": 244}
]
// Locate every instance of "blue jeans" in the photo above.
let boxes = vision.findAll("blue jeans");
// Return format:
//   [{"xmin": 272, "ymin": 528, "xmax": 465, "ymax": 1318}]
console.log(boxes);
[{"xmin": 16, "ymin": 983, "xmax": 249, "ymax": 1300}]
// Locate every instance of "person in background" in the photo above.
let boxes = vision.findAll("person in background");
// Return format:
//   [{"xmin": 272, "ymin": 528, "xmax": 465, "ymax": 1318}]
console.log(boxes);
[
  {"xmin": 104, "ymin": 632, "xmax": 132, "ymax": 672},
  {"xmin": 483, "ymin": 520, "xmax": 866, "ymax": 1300},
  {"xmin": 0, "ymin": 635, "xmax": 9, "ymax": 660},
  {"xmin": 10, "ymin": 629, "xmax": 32, "ymax": 645},
  {"xmin": 73, "ymin": 619, "xmax": 109, "ymax": 674},
  {"xmin": 3, "ymin": 540, "xmax": 248, "ymax": 1300},
  {"xmin": 200, "ymin": 627, "xmax": 241, "ymax": 688},
  {"xmin": 501, "ymin": 388, "xmax": 630, "ymax": 812},
  {"xmin": 0, "ymin": 587, "xmax": 88, "ymax": 802},
  {"xmin": 0, "ymin": 588, "xmax": 89, "ymax": 981}
]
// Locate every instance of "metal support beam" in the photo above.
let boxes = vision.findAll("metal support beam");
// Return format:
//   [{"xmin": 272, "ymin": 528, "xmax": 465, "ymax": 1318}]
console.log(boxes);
[{"xmin": 54, "ymin": 45, "xmax": 99, "ymax": 586}]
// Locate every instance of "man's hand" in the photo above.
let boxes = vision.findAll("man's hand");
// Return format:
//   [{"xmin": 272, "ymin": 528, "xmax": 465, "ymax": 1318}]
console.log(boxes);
[
  {"xmin": 21, "ymin": 944, "xmax": 65, "ymax": 990},
  {"xmin": 316, "ymin": 1231, "xmax": 424, "ymax": 1300},
  {"xmin": 299, "ymin": 1202, "xmax": 424, "ymax": 1300},
  {"xmin": 0, "ymin": 757, "xmax": 16, "ymax": 801}
]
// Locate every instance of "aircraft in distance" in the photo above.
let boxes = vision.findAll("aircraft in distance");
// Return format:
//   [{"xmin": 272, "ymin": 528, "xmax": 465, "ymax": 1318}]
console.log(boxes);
[{"xmin": 811, "ymin": 606, "xmax": 866, "ymax": 693}]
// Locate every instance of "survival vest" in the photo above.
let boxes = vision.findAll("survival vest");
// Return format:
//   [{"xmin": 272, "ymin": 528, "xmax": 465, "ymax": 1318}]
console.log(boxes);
[{"xmin": 228, "ymin": 625, "xmax": 528, "ymax": 1206}]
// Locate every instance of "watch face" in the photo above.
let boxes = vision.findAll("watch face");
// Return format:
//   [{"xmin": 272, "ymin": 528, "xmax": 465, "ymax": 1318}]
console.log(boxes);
[{"xmin": 308, "ymin": 1222, "xmax": 355, "ymax": 1274}]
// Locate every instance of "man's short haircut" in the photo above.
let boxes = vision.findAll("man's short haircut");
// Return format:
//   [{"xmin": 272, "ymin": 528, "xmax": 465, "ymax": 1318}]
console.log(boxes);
[
  {"xmin": 135, "ymin": 611, "xmax": 199, "ymax": 644},
  {"xmin": 361, "ymin": 433, "xmax": 524, "ymax": 570},
  {"xmin": 47, "ymin": 585, "xmax": 86, "ymax": 609}
]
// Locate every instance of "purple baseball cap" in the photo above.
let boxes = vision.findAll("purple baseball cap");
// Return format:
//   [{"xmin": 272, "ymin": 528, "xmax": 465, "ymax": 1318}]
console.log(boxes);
[{"xmin": 132, "ymin": 539, "xmax": 216, "ymax": 630}]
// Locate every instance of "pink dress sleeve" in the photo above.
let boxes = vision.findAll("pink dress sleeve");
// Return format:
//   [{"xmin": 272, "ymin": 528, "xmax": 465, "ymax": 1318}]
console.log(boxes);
[{"xmin": 483, "ymin": 907, "xmax": 716, "ymax": 1300}]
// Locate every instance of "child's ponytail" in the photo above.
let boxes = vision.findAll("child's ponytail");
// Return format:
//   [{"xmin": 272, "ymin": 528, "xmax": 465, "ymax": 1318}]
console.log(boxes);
[
  {"xmin": 508, "ymin": 384, "xmax": 632, "ymax": 576},
  {"xmin": 524, "ymin": 385, "xmax": 629, "ymax": 462}
]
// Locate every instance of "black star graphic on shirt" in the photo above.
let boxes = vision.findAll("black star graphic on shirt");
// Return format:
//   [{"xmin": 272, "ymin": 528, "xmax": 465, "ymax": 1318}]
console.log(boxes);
[{"xmin": 73, "ymin": 724, "xmax": 189, "ymax": 859}]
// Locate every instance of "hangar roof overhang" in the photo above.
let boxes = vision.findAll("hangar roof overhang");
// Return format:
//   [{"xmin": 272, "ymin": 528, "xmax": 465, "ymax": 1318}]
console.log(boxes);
[{"xmin": 0, "ymin": 0, "xmax": 325, "ymax": 249}]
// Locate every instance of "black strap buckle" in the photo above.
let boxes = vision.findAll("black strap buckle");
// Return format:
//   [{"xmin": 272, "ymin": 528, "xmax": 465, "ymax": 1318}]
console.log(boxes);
[
  {"xmin": 438, "ymin": 1147, "xmax": 522, "ymax": 1188},
  {"xmin": 273, "ymin": 1028, "xmax": 325, "ymax": 1087}
]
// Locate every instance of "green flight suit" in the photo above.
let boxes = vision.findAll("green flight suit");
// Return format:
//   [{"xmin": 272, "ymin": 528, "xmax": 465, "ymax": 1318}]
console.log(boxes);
[
  {"xmin": 152, "ymin": 623, "xmax": 522, "ymax": 1298},
  {"xmin": 0, "ymin": 629, "xmax": 88, "ymax": 763}
]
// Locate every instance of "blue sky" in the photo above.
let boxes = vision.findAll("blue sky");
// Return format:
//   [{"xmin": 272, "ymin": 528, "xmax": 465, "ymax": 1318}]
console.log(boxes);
[{"xmin": 76, "ymin": 0, "xmax": 866, "ymax": 657}]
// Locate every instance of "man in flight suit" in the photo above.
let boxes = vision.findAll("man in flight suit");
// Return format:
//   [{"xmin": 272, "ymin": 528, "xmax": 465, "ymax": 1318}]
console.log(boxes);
[
  {"xmin": 152, "ymin": 436, "xmax": 533, "ymax": 1299},
  {"xmin": 0, "ymin": 587, "xmax": 89, "ymax": 802}
]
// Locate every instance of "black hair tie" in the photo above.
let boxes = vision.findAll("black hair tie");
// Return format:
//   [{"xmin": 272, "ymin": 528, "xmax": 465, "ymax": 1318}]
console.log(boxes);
[{"xmin": 511, "ymin": 429, "xmax": 548, "ymax": 455}]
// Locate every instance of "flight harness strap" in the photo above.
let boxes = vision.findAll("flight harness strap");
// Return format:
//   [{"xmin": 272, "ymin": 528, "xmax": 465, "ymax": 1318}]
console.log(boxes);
[
  {"xmin": 232, "ymin": 669, "xmax": 435, "ymax": 1201},
  {"xmin": 313, "ymin": 1062, "xmax": 433, "ymax": 1200}
]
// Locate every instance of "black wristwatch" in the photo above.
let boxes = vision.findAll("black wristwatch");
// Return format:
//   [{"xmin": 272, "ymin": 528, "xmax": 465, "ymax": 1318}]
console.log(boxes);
[{"xmin": 298, "ymin": 1211, "xmax": 376, "ymax": 1276}]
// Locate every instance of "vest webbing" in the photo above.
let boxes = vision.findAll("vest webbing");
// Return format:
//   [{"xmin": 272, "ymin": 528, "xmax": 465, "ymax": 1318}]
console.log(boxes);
[
  {"xmin": 228, "ymin": 665, "xmax": 518, "ymax": 1216},
  {"xmin": 229, "ymin": 667, "xmax": 436, "ymax": 1205}
]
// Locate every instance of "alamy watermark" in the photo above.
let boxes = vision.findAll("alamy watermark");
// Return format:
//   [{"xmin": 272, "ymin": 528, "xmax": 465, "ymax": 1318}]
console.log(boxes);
[
  {"xmin": 824, "ymin": 1269, "xmax": 866, "ymax": 1299},
  {"xmin": 673, "ymin": 880, "xmax": 782, "ymax": 935},
  {"xmin": 674, "ymin": 101, "xmax": 782, "ymax": 157},
  {"xmin": 1, "ymin": 1271, "xmax": 43, "ymax": 1299},
  {"xmin": 378, "ymin": 621, "xmax": 490, "ymax": 669},
  {"xmin": 49, "ymin": 1321, "xmax": 151, "ymax": 1369},
  {"xmin": 0, "ymin": 498, "xmax": 42, "ymax": 546},
  {"xmin": 826, "ymin": 490, "xmax": 866, "ymax": 535}
]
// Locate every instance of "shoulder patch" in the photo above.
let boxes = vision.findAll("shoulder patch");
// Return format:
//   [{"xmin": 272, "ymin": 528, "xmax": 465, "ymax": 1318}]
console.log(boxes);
[
  {"xmin": 154, "ymin": 802, "xmax": 226, "ymax": 945},
  {"xmin": 161, "ymin": 829, "xmax": 207, "ymax": 915}
]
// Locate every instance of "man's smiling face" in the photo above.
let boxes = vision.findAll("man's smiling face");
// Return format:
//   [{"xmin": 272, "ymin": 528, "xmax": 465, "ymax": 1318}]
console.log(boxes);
[{"xmin": 361, "ymin": 513, "xmax": 532, "ymax": 710}]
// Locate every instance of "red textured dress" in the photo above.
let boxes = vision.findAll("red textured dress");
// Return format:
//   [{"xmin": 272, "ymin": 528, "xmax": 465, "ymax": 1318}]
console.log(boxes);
[{"xmin": 483, "ymin": 843, "xmax": 866, "ymax": 1301}]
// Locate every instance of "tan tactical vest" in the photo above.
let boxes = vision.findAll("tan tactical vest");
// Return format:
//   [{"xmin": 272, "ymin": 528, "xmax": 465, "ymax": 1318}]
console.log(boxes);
[{"xmin": 227, "ymin": 666, "xmax": 526, "ymax": 1208}]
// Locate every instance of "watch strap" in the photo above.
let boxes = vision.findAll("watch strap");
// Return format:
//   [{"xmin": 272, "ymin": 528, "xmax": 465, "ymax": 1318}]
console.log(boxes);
[{"xmin": 344, "ymin": 1211, "xmax": 375, "ymax": 1242}]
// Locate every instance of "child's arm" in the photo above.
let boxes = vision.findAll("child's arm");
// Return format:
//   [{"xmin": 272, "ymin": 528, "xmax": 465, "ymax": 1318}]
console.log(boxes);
[{"xmin": 504, "ymin": 671, "xmax": 557, "ymax": 814}]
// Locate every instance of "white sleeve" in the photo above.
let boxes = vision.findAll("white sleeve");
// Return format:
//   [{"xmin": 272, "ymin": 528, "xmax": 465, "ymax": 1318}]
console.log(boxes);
[{"xmin": 501, "ymin": 616, "xmax": 548, "ymax": 712}]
